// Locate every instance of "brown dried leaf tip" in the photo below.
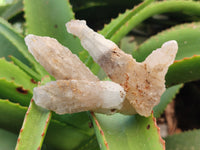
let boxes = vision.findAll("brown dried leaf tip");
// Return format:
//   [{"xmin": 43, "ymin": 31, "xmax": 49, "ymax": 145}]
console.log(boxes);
[{"xmin": 25, "ymin": 20, "xmax": 178, "ymax": 117}]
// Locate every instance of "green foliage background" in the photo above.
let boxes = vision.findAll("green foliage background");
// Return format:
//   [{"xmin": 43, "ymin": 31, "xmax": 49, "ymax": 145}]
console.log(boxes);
[{"xmin": 0, "ymin": 0, "xmax": 200, "ymax": 149}]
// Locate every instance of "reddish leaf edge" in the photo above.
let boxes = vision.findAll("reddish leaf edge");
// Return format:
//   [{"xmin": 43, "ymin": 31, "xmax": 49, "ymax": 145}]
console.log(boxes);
[
  {"xmin": 152, "ymin": 112, "xmax": 166, "ymax": 150},
  {"xmin": 15, "ymin": 76, "xmax": 52, "ymax": 150},
  {"xmin": 173, "ymin": 54, "xmax": 200, "ymax": 64},
  {"xmin": 15, "ymin": 99, "xmax": 52, "ymax": 150},
  {"xmin": 90, "ymin": 112, "xmax": 109, "ymax": 150},
  {"xmin": 91, "ymin": 111, "xmax": 165, "ymax": 150}
]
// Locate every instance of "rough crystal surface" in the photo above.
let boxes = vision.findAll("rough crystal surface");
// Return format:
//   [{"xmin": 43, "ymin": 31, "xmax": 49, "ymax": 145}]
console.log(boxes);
[
  {"xmin": 34, "ymin": 80, "xmax": 125, "ymax": 114},
  {"xmin": 25, "ymin": 34, "xmax": 98, "ymax": 81},
  {"xmin": 24, "ymin": 19, "xmax": 178, "ymax": 117},
  {"xmin": 67, "ymin": 20, "xmax": 178, "ymax": 117}
]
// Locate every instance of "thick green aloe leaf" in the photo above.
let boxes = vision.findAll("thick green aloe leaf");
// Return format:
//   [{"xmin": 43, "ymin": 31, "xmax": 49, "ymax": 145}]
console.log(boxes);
[
  {"xmin": 0, "ymin": 58, "xmax": 37, "ymax": 106},
  {"xmin": 15, "ymin": 100, "xmax": 51, "ymax": 150},
  {"xmin": 10, "ymin": 56, "xmax": 41, "ymax": 81},
  {"xmin": 0, "ymin": 17, "xmax": 29, "ymax": 64},
  {"xmin": 24, "ymin": 0, "xmax": 83, "ymax": 55},
  {"xmin": 1, "ymin": 0, "xmax": 23, "ymax": 20},
  {"xmin": 78, "ymin": 135, "xmax": 100, "ymax": 150},
  {"xmin": 0, "ymin": 79, "xmax": 32, "ymax": 106},
  {"xmin": 16, "ymin": 76, "xmax": 51, "ymax": 150},
  {"xmin": 0, "ymin": 17, "xmax": 48, "ymax": 77},
  {"xmin": 133, "ymin": 23, "xmax": 200, "ymax": 62},
  {"xmin": 153, "ymin": 84, "xmax": 183, "ymax": 118},
  {"xmin": 44, "ymin": 120, "xmax": 92, "ymax": 150},
  {"xmin": 91, "ymin": 113, "xmax": 164, "ymax": 150},
  {"xmin": 0, "ymin": 99, "xmax": 26, "ymax": 133},
  {"xmin": 110, "ymin": 0, "xmax": 200, "ymax": 44},
  {"xmin": 166, "ymin": 55, "xmax": 200, "ymax": 86},
  {"xmin": 89, "ymin": 113, "xmax": 109, "ymax": 150},
  {"xmin": 0, "ymin": 58, "xmax": 37, "ymax": 90},
  {"xmin": 0, "ymin": 17, "xmax": 34, "ymax": 64},
  {"xmin": 0, "ymin": 128, "xmax": 18, "ymax": 150},
  {"xmin": 0, "ymin": 99, "xmax": 93, "ymax": 149},
  {"xmin": 165, "ymin": 130, "xmax": 200, "ymax": 150},
  {"xmin": 52, "ymin": 112, "xmax": 94, "ymax": 135},
  {"xmin": 100, "ymin": 0, "xmax": 154, "ymax": 39}
]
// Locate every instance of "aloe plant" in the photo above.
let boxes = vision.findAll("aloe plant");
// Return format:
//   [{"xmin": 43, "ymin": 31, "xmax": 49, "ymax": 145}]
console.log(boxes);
[{"xmin": 0, "ymin": 0, "xmax": 200, "ymax": 149}]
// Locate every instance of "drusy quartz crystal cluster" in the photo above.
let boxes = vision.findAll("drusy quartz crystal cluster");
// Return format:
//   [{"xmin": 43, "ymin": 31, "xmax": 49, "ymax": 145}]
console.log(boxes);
[{"xmin": 25, "ymin": 20, "xmax": 178, "ymax": 117}]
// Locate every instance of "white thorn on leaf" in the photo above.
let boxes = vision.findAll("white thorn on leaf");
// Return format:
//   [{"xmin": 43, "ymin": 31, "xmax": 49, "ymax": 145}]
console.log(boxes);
[
  {"xmin": 66, "ymin": 19, "xmax": 178, "ymax": 117},
  {"xmin": 25, "ymin": 34, "xmax": 98, "ymax": 81},
  {"xmin": 34, "ymin": 80, "xmax": 125, "ymax": 114}
]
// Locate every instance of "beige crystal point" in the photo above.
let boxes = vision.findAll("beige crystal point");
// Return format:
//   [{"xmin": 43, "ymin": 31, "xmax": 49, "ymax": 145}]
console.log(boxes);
[
  {"xmin": 66, "ymin": 20, "xmax": 178, "ymax": 117},
  {"xmin": 25, "ymin": 34, "xmax": 98, "ymax": 81},
  {"xmin": 66, "ymin": 20, "xmax": 116, "ymax": 63},
  {"xmin": 33, "ymin": 80, "xmax": 125, "ymax": 114}
]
